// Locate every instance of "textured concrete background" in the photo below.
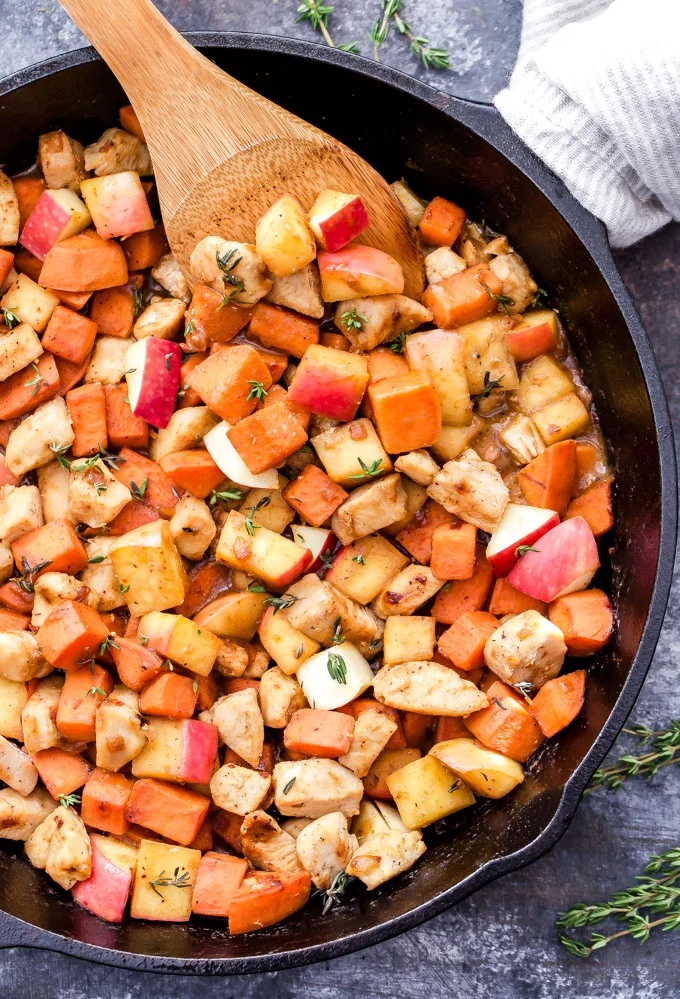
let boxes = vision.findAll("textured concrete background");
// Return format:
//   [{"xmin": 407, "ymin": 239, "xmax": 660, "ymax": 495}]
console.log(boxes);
[{"xmin": 0, "ymin": 1, "xmax": 678, "ymax": 996}]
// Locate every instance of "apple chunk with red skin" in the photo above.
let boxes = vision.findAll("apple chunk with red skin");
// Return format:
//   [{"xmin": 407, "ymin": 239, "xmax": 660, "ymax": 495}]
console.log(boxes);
[
  {"xmin": 80, "ymin": 171, "xmax": 154, "ymax": 240},
  {"xmin": 486, "ymin": 503, "xmax": 560, "ymax": 578},
  {"xmin": 216, "ymin": 510, "xmax": 312, "ymax": 590},
  {"xmin": 125, "ymin": 337, "xmax": 181, "ymax": 429},
  {"xmin": 72, "ymin": 833, "xmax": 137, "ymax": 923},
  {"xmin": 308, "ymin": 190, "xmax": 369, "ymax": 252},
  {"xmin": 506, "ymin": 310, "xmax": 559, "ymax": 363},
  {"xmin": 317, "ymin": 245, "xmax": 405, "ymax": 301},
  {"xmin": 20, "ymin": 188, "xmax": 92, "ymax": 261},
  {"xmin": 131, "ymin": 716, "xmax": 218, "ymax": 784},
  {"xmin": 138, "ymin": 610, "xmax": 222, "ymax": 676},
  {"xmin": 287, "ymin": 343, "xmax": 368, "ymax": 421},
  {"xmin": 507, "ymin": 516, "xmax": 600, "ymax": 602},
  {"xmin": 292, "ymin": 525, "xmax": 336, "ymax": 572}
]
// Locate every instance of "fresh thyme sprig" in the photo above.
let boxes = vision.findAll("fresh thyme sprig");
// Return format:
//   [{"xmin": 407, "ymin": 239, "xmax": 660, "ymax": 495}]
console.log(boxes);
[
  {"xmin": 59, "ymin": 793, "xmax": 81, "ymax": 809},
  {"xmin": 314, "ymin": 870, "xmax": 356, "ymax": 914},
  {"xmin": 209, "ymin": 486, "xmax": 242, "ymax": 507},
  {"xmin": 24, "ymin": 362, "xmax": 43, "ymax": 397},
  {"xmin": 264, "ymin": 592, "xmax": 298, "ymax": 613},
  {"xmin": 371, "ymin": 0, "xmax": 450, "ymax": 70},
  {"xmin": 348, "ymin": 457, "xmax": 383, "ymax": 479},
  {"xmin": 472, "ymin": 371, "xmax": 504, "ymax": 401},
  {"xmin": 244, "ymin": 495, "xmax": 271, "ymax": 535},
  {"xmin": 246, "ymin": 380, "xmax": 268, "ymax": 403},
  {"xmin": 587, "ymin": 721, "xmax": 680, "ymax": 793},
  {"xmin": 557, "ymin": 848, "xmax": 680, "ymax": 958},
  {"xmin": 295, "ymin": 0, "xmax": 359, "ymax": 51},
  {"xmin": 1, "ymin": 307, "xmax": 20, "ymax": 328},
  {"xmin": 216, "ymin": 247, "xmax": 246, "ymax": 307},
  {"xmin": 341, "ymin": 308, "xmax": 367, "ymax": 333},
  {"xmin": 15, "ymin": 556, "xmax": 52, "ymax": 593},
  {"xmin": 130, "ymin": 478, "xmax": 149, "ymax": 501},
  {"xmin": 479, "ymin": 279, "xmax": 514, "ymax": 317},
  {"xmin": 386, "ymin": 331, "xmax": 409, "ymax": 354},
  {"xmin": 327, "ymin": 651, "xmax": 347, "ymax": 684},
  {"xmin": 149, "ymin": 866, "xmax": 193, "ymax": 900}
]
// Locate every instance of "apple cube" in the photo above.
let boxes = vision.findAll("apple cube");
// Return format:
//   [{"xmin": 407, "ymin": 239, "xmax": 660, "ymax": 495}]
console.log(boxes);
[
  {"xmin": 287, "ymin": 344, "xmax": 368, "ymax": 422},
  {"xmin": 72, "ymin": 833, "xmax": 137, "ymax": 923},
  {"xmin": 255, "ymin": 194, "xmax": 316, "ymax": 278},
  {"xmin": 311, "ymin": 418, "xmax": 391, "ymax": 486},
  {"xmin": 139, "ymin": 610, "xmax": 222, "ymax": 676},
  {"xmin": 325, "ymin": 534, "xmax": 409, "ymax": 604},
  {"xmin": 80, "ymin": 171, "xmax": 154, "ymax": 240},
  {"xmin": 203, "ymin": 421, "xmax": 278, "ymax": 489},
  {"xmin": 239, "ymin": 481, "xmax": 295, "ymax": 534},
  {"xmin": 517, "ymin": 354, "xmax": 574, "ymax": 414},
  {"xmin": 507, "ymin": 309, "xmax": 559, "ymax": 362},
  {"xmin": 532, "ymin": 393, "xmax": 591, "ymax": 445},
  {"xmin": 317, "ymin": 245, "xmax": 405, "ymax": 301},
  {"xmin": 291, "ymin": 525, "xmax": 336, "ymax": 572},
  {"xmin": 295, "ymin": 642, "xmax": 374, "ymax": 710},
  {"xmin": 216, "ymin": 510, "xmax": 312, "ymax": 590},
  {"xmin": 308, "ymin": 190, "xmax": 369, "ymax": 252},
  {"xmin": 0, "ymin": 273, "xmax": 59, "ymax": 332},
  {"xmin": 385, "ymin": 753, "xmax": 475, "ymax": 829},
  {"xmin": 258, "ymin": 604, "xmax": 321, "ymax": 675},
  {"xmin": 109, "ymin": 519, "xmax": 188, "ymax": 616},
  {"xmin": 131, "ymin": 717, "xmax": 218, "ymax": 784},
  {"xmin": 486, "ymin": 503, "xmax": 560, "ymax": 578},
  {"xmin": 20, "ymin": 189, "xmax": 92, "ymax": 261},
  {"xmin": 405, "ymin": 328, "xmax": 472, "ymax": 427},
  {"xmin": 430, "ymin": 417, "xmax": 483, "ymax": 463},
  {"xmin": 193, "ymin": 590, "xmax": 268, "ymax": 640},
  {"xmin": 429, "ymin": 738, "xmax": 524, "ymax": 799},
  {"xmin": 131, "ymin": 839, "xmax": 201, "ymax": 922},
  {"xmin": 125, "ymin": 336, "xmax": 181, "ymax": 430},
  {"xmin": 459, "ymin": 315, "xmax": 519, "ymax": 395},
  {"xmin": 507, "ymin": 516, "xmax": 600, "ymax": 602},
  {"xmin": 0, "ymin": 676, "xmax": 28, "ymax": 740}
]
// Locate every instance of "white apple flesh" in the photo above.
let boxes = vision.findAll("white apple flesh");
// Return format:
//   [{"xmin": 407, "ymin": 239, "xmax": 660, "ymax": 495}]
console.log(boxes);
[
  {"xmin": 292, "ymin": 525, "xmax": 337, "ymax": 571},
  {"xmin": 507, "ymin": 516, "xmax": 600, "ymax": 602},
  {"xmin": 125, "ymin": 337, "xmax": 181, "ymax": 429},
  {"xmin": 20, "ymin": 188, "xmax": 92, "ymax": 260},
  {"xmin": 71, "ymin": 835, "xmax": 135, "ymax": 923},
  {"xmin": 204, "ymin": 421, "xmax": 279, "ymax": 489},
  {"xmin": 296, "ymin": 642, "xmax": 374, "ymax": 710},
  {"xmin": 486, "ymin": 503, "xmax": 560, "ymax": 577}
]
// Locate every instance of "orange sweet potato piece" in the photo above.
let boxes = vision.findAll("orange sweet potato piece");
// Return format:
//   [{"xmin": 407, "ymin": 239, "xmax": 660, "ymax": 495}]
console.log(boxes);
[
  {"xmin": 401, "ymin": 711, "xmax": 435, "ymax": 749},
  {"xmin": 119, "ymin": 104, "xmax": 146, "ymax": 141},
  {"xmin": 249, "ymin": 302, "xmax": 319, "ymax": 359},
  {"xmin": 12, "ymin": 176, "xmax": 45, "ymax": 228},
  {"xmin": 100, "ymin": 499, "xmax": 160, "ymax": 537},
  {"xmin": 438, "ymin": 610, "xmax": 499, "ymax": 671},
  {"xmin": 282, "ymin": 464, "xmax": 347, "ymax": 527},
  {"xmin": 530, "ymin": 670, "xmax": 586, "ymax": 738},
  {"xmin": 336, "ymin": 697, "xmax": 406, "ymax": 750},
  {"xmin": 283, "ymin": 708, "xmax": 355, "ymax": 758},
  {"xmin": 122, "ymin": 225, "xmax": 168, "ymax": 270},
  {"xmin": 517, "ymin": 440, "xmax": 577, "ymax": 515},
  {"xmin": 113, "ymin": 447, "xmax": 180, "ymax": 515},
  {"xmin": 177, "ymin": 560, "xmax": 232, "ymax": 619},
  {"xmin": 42, "ymin": 305, "xmax": 97, "ymax": 364},
  {"xmin": 36, "ymin": 600, "xmax": 110, "ymax": 671},
  {"xmin": 548, "ymin": 588, "xmax": 614, "ymax": 656},
  {"xmin": 81, "ymin": 767, "xmax": 134, "ymax": 835},
  {"xmin": 89, "ymin": 284, "xmax": 137, "ymax": 338},
  {"xmin": 0, "ymin": 607, "xmax": 29, "ymax": 630},
  {"xmin": 419, "ymin": 196, "xmax": 466, "ymax": 247},
  {"xmin": 422, "ymin": 264, "xmax": 503, "ymax": 328},
  {"xmin": 184, "ymin": 284, "xmax": 252, "ymax": 351},
  {"xmin": 0, "ymin": 353, "xmax": 60, "ymax": 420},
  {"xmin": 431, "ymin": 544, "xmax": 495, "ymax": 624},
  {"xmin": 192, "ymin": 852, "xmax": 248, "ymax": 917},
  {"xmin": 0, "ymin": 249, "xmax": 13, "ymax": 287},
  {"xmin": 66, "ymin": 382, "xmax": 108, "ymax": 456},
  {"xmin": 104, "ymin": 383, "xmax": 150, "ymax": 450},
  {"xmin": 177, "ymin": 352, "xmax": 207, "ymax": 408},
  {"xmin": 430, "ymin": 521, "xmax": 477, "ymax": 580},
  {"xmin": 368, "ymin": 370, "xmax": 442, "ymax": 453},
  {"xmin": 55, "ymin": 353, "xmax": 92, "ymax": 394},
  {"xmin": 39, "ymin": 230, "xmax": 128, "ymax": 292},
  {"xmin": 126, "ymin": 778, "xmax": 210, "ymax": 846},
  {"xmin": 56, "ymin": 663, "xmax": 114, "ymax": 742},
  {"xmin": 434, "ymin": 715, "xmax": 471, "ymax": 743},
  {"xmin": 138, "ymin": 672, "xmax": 198, "ymax": 719},
  {"xmin": 261, "ymin": 383, "xmax": 311, "ymax": 431},
  {"xmin": 227, "ymin": 401, "xmax": 308, "ymax": 474},
  {"xmin": 396, "ymin": 500, "xmax": 454, "ymax": 564},
  {"xmin": 488, "ymin": 577, "xmax": 547, "ymax": 617},
  {"xmin": 319, "ymin": 332, "xmax": 349, "ymax": 351},
  {"xmin": 12, "ymin": 518, "xmax": 88, "ymax": 577},
  {"xmin": 31, "ymin": 748, "xmax": 93, "ymax": 799},
  {"xmin": 110, "ymin": 636, "xmax": 166, "ymax": 691},
  {"xmin": 565, "ymin": 479, "xmax": 614, "ymax": 537},
  {"xmin": 0, "ymin": 580, "xmax": 34, "ymax": 613},
  {"xmin": 228, "ymin": 869, "xmax": 311, "ymax": 935},
  {"xmin": 186, "ymin": 344, "xmax": 272, "ymax": 423},
  {"xmin": 363, "ymin": 748, "xmax": 421, "ymax": 801},
  {"xmin": 159, "ymin": 449, "xmax": 226, "ymax": 499},
  {"xmin": 464, "ymin": 680, "xmax": 544, "ymax": 762}
]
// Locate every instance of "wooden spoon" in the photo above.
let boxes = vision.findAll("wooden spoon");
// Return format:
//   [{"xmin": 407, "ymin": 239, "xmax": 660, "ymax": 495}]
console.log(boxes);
[{"xmin": 59, "ymin": 0, "xmax": 424, "ymax": 298}]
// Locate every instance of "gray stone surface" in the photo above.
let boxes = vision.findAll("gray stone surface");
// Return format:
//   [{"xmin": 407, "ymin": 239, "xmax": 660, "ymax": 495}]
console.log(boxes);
[{"xmin": 0, "ymin": 1, "xmax": 678, "ymax": 996}]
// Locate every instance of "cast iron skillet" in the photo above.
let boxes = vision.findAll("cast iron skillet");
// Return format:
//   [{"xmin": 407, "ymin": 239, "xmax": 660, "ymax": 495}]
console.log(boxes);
[{"xmin": 0, "ymin": 32, "xmax": 675, "ymax": 976}]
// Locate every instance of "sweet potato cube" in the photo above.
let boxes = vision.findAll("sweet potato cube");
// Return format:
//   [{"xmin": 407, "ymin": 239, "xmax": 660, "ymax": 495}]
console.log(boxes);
[
  {"xmin": 110, "ymin": 636, "xmax": 166, "ymax": 691},
  {"xmin": 36, "ymin": 600, "xmax": 110, "ymax": 671},
  {"xmin": 42, "ymin": 305, "xmax": 97, "ymax": 364},
  {"xmin": 464, "ymin": 680, "xmax": 544, "ymax": 762},
  {"xmin": 185, "ymin": 344, "xmax": 272, "ymax": 423},
  {"xmin": 39, "ymin": 229, "xmax": 128, "ymax": 293},
  {"xmin": 104, "ymin": 384, "xmax": 150, "ymax": 450},
  {"xmin": 395, "ymin": 499, "xmax": 454, "ymax": 564},
  {"xmin": 430, "ymin": 521, "xmax": 477, "ymax": 580},
  {"xmin": 192, "ymin": 852, "xmax": 248, "ymax": 917},
  {"xmin": 0, "ymin": 353, "xmax": 61, "ymax": 420},
  {"xmin": 249, "ymin": 302, "xmax": 319, "ymax": 359},
  {"xmin": 138, "ymin": 672, "xmax": 198, "ymax": 719},
  {"xmin": 227, "ymin": 402, "xmax": 308, "ymax": 474},
  {"xmin": 31, "ymin": 747, "xmax": 92, "ymax": 799},
  {"xmin": 282, "ymin": 464, "xmax": 347, "ymax": 527},
  {"xmin": 184, "ymin": 284, "xmax": 252, "ymax": 351},
  {"xmin": 89, "ymin": 284, "xmax": 137, "ymax": 338},
  {"xmin": 228, "ymin": 869, "xmax": 311, "ymax": 935},
  {"xmin": 66, "ymin": 382, "xmax": 108, "ymax": 456},
  {"xmin": 122, "ymin": 224, "xmax": 167, "ymax": 270},
  {"xmin": 81, "ymin": 768, "xmax": 134, "ymax": 835},
  {"xmin": 419, "ymin": 196, "xmax": 466, "ymax": 247},
  {"xmin": 56, "ymin": 662, "xmax": 114, "ymax": 741},
  {"xmin": 283, "ymin": 708, "xmax": 355, "ymax": 758},
  {"xmin": 565, "ymin": 479, "xmax": 614, "ymax": 537},
  {"xmin": 126, "ymin": 779, "xmax": 210, "ymax": 846},
  {"xmin": 368, "ymin": 370, "xmax": 442, "ymax": 454},
  {"xmin": 12, "ymin": 518, "xmax": 88, "ymax": 576},
  {"xmin": 422, "ymin": 264, "xmax": 503, "ymax": 328},
  {"xmin": 437, "ymin": 610, "xmax": 499, "ymax": 671},
  {"xmin": 431, "ymin": 544, "xmax": 494, "ymax": 624},
  {"xmin": 548, "ymin": 588, "xmax": 614, "ymax": 656}
]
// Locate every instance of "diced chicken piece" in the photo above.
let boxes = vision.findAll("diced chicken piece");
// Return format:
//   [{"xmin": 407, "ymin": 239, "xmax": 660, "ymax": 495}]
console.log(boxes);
[
  {"xmin": 499, "ymin": 415, "xmax": 546, "ymax": 466},
  {"xmin": 84, "ymin": 127, "xmax": 153, "ymax": 176},
  {"xmin": 273, "ymin": 759, "xmax": 364, "ymax": 819},
  {"xmin": 373, "ymin": 661, "xmax": 488, "ymax": 716},
  {"xmin": 149, "ymin": 406, "xmax": 219, "ymax": 462},
  {"xmin": 424, "ymin": 246, "xmax": 467, "ymax": 284},
  {"xmin": 5, "ymin": 397, "xmax": 74, "ymax": 478},
  {"xmin": 37, "ymin": 460, "xmax": 72, "ymax": 523},
  {"xmin": 205, "ymin": 689, "xmax": 264, "ymax": 767},
  {"xmin": 281, "ymin": 817, "xmax": 313, "ymax": 838},
  {"xmin": 38, "ymin": 130, "xmax": 88, "ymax": 192},
  {"xmin": 210, "ymin": 763, "xmax": 271, "ymax": 816},
  {"xmin": 283, "ymin": 574, "xmax": 384, "ymax": 657},
  {"xmin": 265, "ymin": 263, "xmax": 324, "ymax": 318},
  {"xmin": 0, "ymin": 484, "xmax": 43, "ymax": 543},
  {"xmin": 338, "ymin": 708, "xmax": 398, "ymax": 778},
  {"xmin": 457, "ymin": 222, "xmax": 493, "ymax": 267},
  {"xmin": 0, "ymin": 171, "xmax": 20, "ymax": 245},
  {"xmin": 332, "ymin": 474, "xmax": 407, "ymax": 546},
  {"xmin": 484, "ymin": 235, "xmax": 511, "ymax": 256},
  {"xmin": 25, "ymin": 804, "xmax": 91, "ymax": 890},
  {"xmin": 394, "ymin": 450, "xmax": 440, "ymax": 487},
  {"xmin": 32, "ymin": 571, "xmax": 98, "ymax": 629},
  {"xmin": 22, "ymin": 676, "xmax": 67, "ymax": 754},
  {"xmin": 488, "ymin": 252, "xmax": 538, "ymax": 314},
  {"xmin": 333, "ymin": 295, "xmax": 432, "ymax": 351},
  {"xmin": 0, "ymin": 735, "xmax": 39, "ymax": 796},
  {"xmin": 213, "ymin": 639, "xmax": 249, "ymax": 678},
  {"xmin": 78, "ymin": 538, "xmax": 123, "ymax": 612},
  {"xmin": 84, "ymin": 335, "xmax": 129, "ymax": 385},
  {"xmin": 427, "ymin": 448, "xmax": 509, "ymax": 533},
  {"xmin": 150, "ymin": 253, "xmax": 191, "ymax": 303},
  {"xmin": 240, "ymin": 810, "xmax": 302, "ymax": 874},
  {"xmin": 169, "ymin": 495, "xmax": 216, "ymax": 560},
  {"xmin": 133, "ymin": 297, "xmax": 186, "ymax": 340},
  {"xmin": 0, "ymin": 786, "xmax": 56, "ymax": 841},
  {"xmin": 238, "ymin": 640, "xmax": 270, "ymax": 678},
  {"xmin": 484, "ymin": 609, "xmax": 567, "ymax": 690},
  {"xmin": 0, "ymin": 323, "xmax": 42, "ymax": 382},
  {"xmin": 0, "ymin": 541, "xmax": 13, "ymax": 583},
  {"xmin": 190, "ymin": 236, "xmax": 272, "ymax": 307},
  {"xmin": 295, "ymin": 811, "xmax": 356, "ymax": 889},
  {"xmin": 371, "ymin": 565, "xmax": 444, "ymax": 618},
  {"xmin": 259, "ymin": 666, "xmax": 306, "ymax": 728},
  {"xmin": 346, "ymin": 830, "xmax": 426, "ymax": 890},
  {"xmin": 95, "ymin": 685, "xmax": 147, "ymax": 771},
  {"xmin": 69, "ymin": 459, "xmax": 132, "ymax": 528},
  {"xmin": 0, "ymin": 632, "xmax": 52, "ymax": 684}
]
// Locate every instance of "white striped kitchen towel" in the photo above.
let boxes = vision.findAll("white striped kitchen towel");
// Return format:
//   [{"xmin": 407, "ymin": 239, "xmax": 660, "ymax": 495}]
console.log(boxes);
[{"xmin": 495, "ymin": 0, "xmax": 680, "ymax": 247}]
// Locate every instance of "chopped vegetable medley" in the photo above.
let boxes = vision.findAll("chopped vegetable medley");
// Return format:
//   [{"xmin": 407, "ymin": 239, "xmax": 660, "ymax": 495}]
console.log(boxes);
[{"xmin": 0, "ymin": 106, "xmax": 614, "ymax": 934}]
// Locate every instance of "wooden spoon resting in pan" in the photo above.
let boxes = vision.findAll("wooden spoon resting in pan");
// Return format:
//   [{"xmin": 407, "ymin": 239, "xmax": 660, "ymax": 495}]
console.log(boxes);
[{"xmin": 58, "ymin": 0, "xmax": 425, "ymax": 298}]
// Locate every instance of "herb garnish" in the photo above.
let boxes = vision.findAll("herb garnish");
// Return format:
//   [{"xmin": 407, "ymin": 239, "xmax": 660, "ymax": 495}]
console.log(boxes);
[
  {"xmin": 149, "ymin": 867, "xmax": 192, "ymax": 900},
  {"xmin": 215, "ymin": 247, "xmax": 246, "ymax": 306},
  {"xmin": 98, "ymin": 634, "xmax": 120, "ymax": 655},
  {"xmin": 352, "ymin": 554, "xmax": 367, "ymax": 565},
  {"xmin": 348, "ymin": 457, "xmax": 383, "ymax": 479},
  {"xmin": 130, "ymin": 478, "xmax": 149, "ymax": 501},
  {"xmin": 87, "ymin": 686, "xmax": 107, "ymax": 698},
  {"xmin": 295, "ymin": 0, "xmax": 358, "ymax": 51},
  {"xmin": 587, "ymin": 721, "xmax": 680, "ymax": 794},
  {"xmin": 472, "ymin": 370, "xmax": 505, "ymax": 401},
  {"xmin": 209, "ymin": 487, "xmax": 242, "ymax": 507},
  {"xmin": 332, "ymin": 616, "xmax": 345, "ymax": 645},
  {"xmin": 24, "ymin": 362, "xmax": 43, "ymax": 396},
  {"xmin": 244, "ymin": 495, "xmax": 271, "ymax": 535},
  {"xmin": 370, "ymin": 0, "xmax": 450, "ymax": 69},
  {"xmin": 246, "ymin": 380, "xmax": 268, "ymax": 403},
  {"xmin": 1, "ymin": 307, "xmax": 20, "ymax": 328},
  {"xmin": 265, "ymin": 593, "xmax": 298, "ymax": 613},
  {"xmin": 386, "ymin": 331, "xmax": 409, "ymax": 354},
  {"xmin": 341, "ymin": 308, "xmax": 367, "ymax": 333},
  {"xmin": 315, "ymin": 870, "xmax": 356, "ymax": 915},
  {"xmin": 282, "ymin": 777, "xmax": 297, "ymax": 795},
  {"xmin": 59, "ymin": 793, "xmax": 81, "ymax": 809},
  {"xmin": 515, "ymin": 544, "xmax": 539, "ymax": 558},
  {"xmin": 327, "ymin": 651, "xmax": 348, "ymax": 684},
  {"xmin": 479, "ymin": 279, "xmax": 514, "ymax": 317},
  {"xmin": 15, "ymin": 556, "xmax": 52, "ymax": 593}
]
